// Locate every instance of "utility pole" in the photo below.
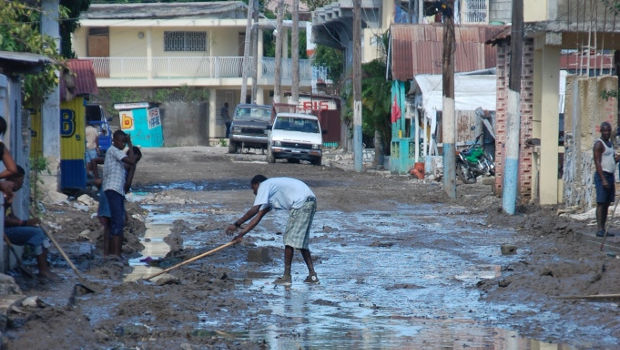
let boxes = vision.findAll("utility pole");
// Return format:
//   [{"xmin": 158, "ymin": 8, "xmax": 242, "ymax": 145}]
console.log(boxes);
[
  {"xmin": 41, "ymin": 0, "xmax": 60, "ymax": 161},
  {"xmin": 502, "ymin": 0, "xmax": 523, "ymax": 214},
  {"xmin": 291, "ymin": 0, "xmax": 300, "ymax": 105},
  {"xmin": 240, "ymin": 0, "xmax": 254, "ymax": 104},
  {"xmin": 273, "ymin": 0, "xmax": 284, "ymax": 103},
  {"xmin": 353, "ymin": 0, "xmax": 362, "ymax": 172},
  {"xmin": 442, "ymin": 0, "xmax": 456, "ymax": 198},
  {"xmin": 251, "ymin": 0, "xmax": 259, "ymax": 103}
]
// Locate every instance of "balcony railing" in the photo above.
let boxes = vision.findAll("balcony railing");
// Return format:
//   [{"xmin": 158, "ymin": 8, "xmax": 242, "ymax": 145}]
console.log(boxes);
[{"xmin": 84, "ymin": 56, "xmax": 324, "ymax": 82}]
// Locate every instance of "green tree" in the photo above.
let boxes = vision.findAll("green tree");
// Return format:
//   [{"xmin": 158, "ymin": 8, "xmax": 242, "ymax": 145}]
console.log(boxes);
[
  {"xmin": 313, "ymin": 45, "xmax": 344, "ymax": 84},
  {"xmin": 361, "ymin": 59, "xmax": 391, "ymax": 155},
  {"xmin": 0, "ymin": 1, "xmax": 66, "ymax": 105},
  {"xmin": 360, "ymin": 32, "xmax": 392, "ymax": 157},
  {"xmin": 301, "ymin": 0, "xmax": 332, "ymax": 11},
  {"xmin": 264, "ymin": 29, "xmax": 308, "ymax": 59},
  {"xmin": 60, "ymin": 0, "xmax": 91, "ymax": 58}
]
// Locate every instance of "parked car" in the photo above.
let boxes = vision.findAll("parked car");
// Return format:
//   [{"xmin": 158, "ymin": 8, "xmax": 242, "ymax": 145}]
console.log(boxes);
[
  {"xmin": 267, "ymin": 113, "xmax": 323, "ymax": 165},
  {"xmin": 228, "ymin": 104, "xmax": 272, "ymax": 153},
  {"xmin": 85, "ymin": 104, "xmax": 112, "ymax": 154}
]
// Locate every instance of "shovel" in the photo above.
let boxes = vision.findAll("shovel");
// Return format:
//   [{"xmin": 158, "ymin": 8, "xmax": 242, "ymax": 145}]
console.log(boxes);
[
  {"xmin": 144, "ymin": 239, "xmax": 240, "ymax": 281},
  {"xmin": 35, "ymin": 218, "xmax": 98, "ymax": 293},
  {"xmin": 3, "ymin": 235, "xmax": 35, "ymax": 279},
  {"xmin": 600, "ymin": 198, "xmax": 620, "ymax": 251}
]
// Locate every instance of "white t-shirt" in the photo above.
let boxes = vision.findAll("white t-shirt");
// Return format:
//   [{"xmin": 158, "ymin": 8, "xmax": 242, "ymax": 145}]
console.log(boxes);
[
  {"xmin": 253, "ymin": 177, "xmax": 315, "ymax": 211},
  {"xmin": 85, "ymin": 125, "xmax": 98, "ymax": 150}
]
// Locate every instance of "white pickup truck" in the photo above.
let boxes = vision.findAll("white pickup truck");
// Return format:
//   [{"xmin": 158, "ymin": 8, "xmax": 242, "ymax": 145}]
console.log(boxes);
[{"xmin": 267, "ymin": 113, "xmax": 323, "ymax": 165}]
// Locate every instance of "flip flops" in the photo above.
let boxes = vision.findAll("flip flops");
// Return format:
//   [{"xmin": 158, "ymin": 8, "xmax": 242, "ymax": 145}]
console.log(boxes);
[
  {"xmin": 304, "ymin": 274, "xmax": 319, "ymax": 284},
  {"xmin": 273, "ymin": 275, "xmax": 292, "ymax": 285},
  {"xmin": 597, "ymin": 230, "xmax": 616, "ymax": 237}
]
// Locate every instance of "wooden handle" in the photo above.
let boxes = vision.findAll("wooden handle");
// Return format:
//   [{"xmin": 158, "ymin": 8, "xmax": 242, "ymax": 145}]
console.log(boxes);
[
  {"xmin": 145, "ymin": 240, "xmax": 239, "ymax": 280},
  {"xmin": 29, "ymin": 210, "xmax": 82, "ymax": 278},
  {"xmin": 44, "ymin": 229, "xmax": 84, "ymax": 280}
]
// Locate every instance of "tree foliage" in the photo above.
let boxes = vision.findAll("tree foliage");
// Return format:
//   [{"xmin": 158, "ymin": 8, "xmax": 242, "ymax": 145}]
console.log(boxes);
[
  {"xmin": 361, "ymin": 59, "xmax": 391, "ymax": 153},
  {"xmin": 264, "ymin": 29, "xmax": 308, "ymax": 59},
  {"xmin": 92, "ymin": 0, "xmax": 222, "ymax": 3},
  {"xmin": 60, "ymin": 0, "xmax": 91, "ymax": 58},
  {"xmin": 360, "ymin": 32, "xmax": 391, "ymax": 153},
  {"xmin": 313, "ymin": 45, "xmax": 344, "ymax": 84},
  {"xmin": 300, "ymin": 0, "xmax": 332, "ymax": 11},
  {"xmin": 0, "ymin": 1, "xmax": 68, "ymax": 105}
]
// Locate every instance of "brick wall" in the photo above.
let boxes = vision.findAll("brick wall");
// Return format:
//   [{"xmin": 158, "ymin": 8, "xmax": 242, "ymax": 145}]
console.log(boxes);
[{"xmin": 494, "ymin": 38, "xmax": 535, "ymax": 203}]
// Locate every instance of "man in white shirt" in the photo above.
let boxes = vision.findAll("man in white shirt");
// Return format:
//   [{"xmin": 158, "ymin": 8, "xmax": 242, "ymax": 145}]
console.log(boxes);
[
  {"xmin": 102, "ymin": 130, "xmax": 137, "ymax": 257},
  {"xmin": 227, "ymin": 175, "xmax": 319, "ymax": 285}
]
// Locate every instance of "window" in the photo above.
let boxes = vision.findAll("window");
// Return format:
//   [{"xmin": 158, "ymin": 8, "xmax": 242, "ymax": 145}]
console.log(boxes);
[
  {"xmin": 463, "ymin": 0, "xmax": 488, "ymax": 23},
  {"xmin": 164, "ymin": 31, "xmax": 207, "ymax": 52}
]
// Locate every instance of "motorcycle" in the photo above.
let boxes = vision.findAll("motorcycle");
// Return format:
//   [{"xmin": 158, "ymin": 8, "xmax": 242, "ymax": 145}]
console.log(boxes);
[{"xmin": 456, "ymin": 134, "xmax": 495, "ymax": 184}]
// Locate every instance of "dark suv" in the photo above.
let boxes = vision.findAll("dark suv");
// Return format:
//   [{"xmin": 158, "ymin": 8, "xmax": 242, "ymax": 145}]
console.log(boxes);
[{"xmin": 228, "ymin": 104, "xmax": 272, "ymax": 153}]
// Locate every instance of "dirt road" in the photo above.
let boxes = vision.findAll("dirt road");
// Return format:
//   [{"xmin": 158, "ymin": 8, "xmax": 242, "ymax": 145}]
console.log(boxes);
[{"xmin": 3, "ymin": 146, "xmax": 619, "ymax": 349}]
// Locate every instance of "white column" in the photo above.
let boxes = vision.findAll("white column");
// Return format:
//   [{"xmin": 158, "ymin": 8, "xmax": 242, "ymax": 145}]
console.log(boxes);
[
  {"xmin": 41, "ymin": 0, "xmax": 60, "ymax": 162},
  {"xmin": 146, "ymin": 29, "xmax": 153, "ymax": 79},
  {"xmin": 256, "ymin": 88, "xmax": 265, "ymax": 104},
  {"xmin": 283, "ymin": 29, "xmax": 289, "ymax": 59},
  {"xmin": 539, "ymin": 44, "xmax": 561, "ymax": 205},
  {"xmin": 257, "ymin": 28, "xmax": 264, "ymax": 82},
  {"xmin": 209, "ymin": 88, "xmax": 217, "ymax": 141}
]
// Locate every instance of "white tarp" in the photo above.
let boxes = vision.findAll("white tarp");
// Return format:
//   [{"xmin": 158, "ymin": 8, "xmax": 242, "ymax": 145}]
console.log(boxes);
[
  {"xmin": 414, "ymin": 73, "xmax": 496, "ymax": 158},
  {"xmin": 415, "ymin": 71, "xmax": 567, "ymax": 116},
  {"xmin": 414, "ymin": 73, "xmax": 497, "ymax": 115}
]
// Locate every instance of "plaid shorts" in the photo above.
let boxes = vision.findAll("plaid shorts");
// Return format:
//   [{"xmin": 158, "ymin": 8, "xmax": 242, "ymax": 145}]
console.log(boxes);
[{"xmin": 283, "ymin": 198, "xmax": 316, "ymax": 249}]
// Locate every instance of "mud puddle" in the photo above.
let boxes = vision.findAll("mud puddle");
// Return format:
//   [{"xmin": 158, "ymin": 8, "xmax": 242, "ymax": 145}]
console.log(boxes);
[
  {"xmin": 134, "ymin": 179, "xmax": 353, "ymax": 195},
  {"xmin": 123, "ymin": 184, "xmax": 579, "ymax": 349}
]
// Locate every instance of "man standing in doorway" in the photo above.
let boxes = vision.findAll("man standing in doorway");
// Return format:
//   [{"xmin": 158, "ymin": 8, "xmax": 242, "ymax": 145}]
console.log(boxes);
[
  {"xmin": 593, "ymin": 121, "xmax": 620, "ymax": 237},
  {"xmin": 221, "ymin": 102, "xmax": 231, "ymax": 138},
  {"xmin": 226, "ymin": 175, "xmax": 319, "ymax": 285}
]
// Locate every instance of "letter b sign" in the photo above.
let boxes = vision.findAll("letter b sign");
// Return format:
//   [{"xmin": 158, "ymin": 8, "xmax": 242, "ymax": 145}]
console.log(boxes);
[{"xmin": 60, "ymin": 109, "xmax": 75, "ymax": 138}]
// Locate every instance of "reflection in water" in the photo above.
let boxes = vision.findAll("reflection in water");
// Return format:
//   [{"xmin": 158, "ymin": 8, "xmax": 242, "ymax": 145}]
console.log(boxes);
[{"xmin": 124, "ymin": 222, "xmax": 171, "ymax": 282}]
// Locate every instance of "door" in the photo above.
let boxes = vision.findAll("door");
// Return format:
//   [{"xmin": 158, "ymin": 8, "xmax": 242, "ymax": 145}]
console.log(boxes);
[{"xmin": 87, "ymin": 27, "xmax": 110, "ymax": 77}]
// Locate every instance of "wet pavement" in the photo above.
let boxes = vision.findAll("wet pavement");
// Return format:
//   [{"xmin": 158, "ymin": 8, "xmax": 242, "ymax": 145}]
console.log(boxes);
[{"xmin": 123, "ymin": 185, "xmax": 581, "ymax": 349}]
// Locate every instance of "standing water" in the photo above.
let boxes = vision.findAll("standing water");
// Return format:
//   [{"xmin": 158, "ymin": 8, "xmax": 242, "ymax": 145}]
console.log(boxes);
[{"xmin": 124, "ymin": 183, "xmax": 581, "ymax": 349}]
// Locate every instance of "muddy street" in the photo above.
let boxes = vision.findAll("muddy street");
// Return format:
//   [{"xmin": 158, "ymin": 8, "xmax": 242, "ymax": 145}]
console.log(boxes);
[{"xmin": 4, "ymin": 146, "xmax": 620, "ymax": 349}]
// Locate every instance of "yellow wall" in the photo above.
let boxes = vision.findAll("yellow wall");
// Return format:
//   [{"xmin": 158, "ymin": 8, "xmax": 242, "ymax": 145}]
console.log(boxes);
[
  {"xmin": 60, "ymin": 97, "xmax": 86, "ymax": 160},
  {"xmin": 74, "ymin": 25, "xmax": 242, "ymax": 58},
  {"xmin": 524, "ymin": 0, "xmax": 548, "ymax": 22},
  {"xmin": 362, "ymin": 28, "xmax": 383, "ymax": 63},
  {"xmin": 72, "ymin": 27, "xmax": 88, "ymax": 57},
  {"xmin": 110, "ymin": 28, "xmax": 148, "ymax": 57},
  {"xmin": 381, "ymin": 0, "xmax": 394, "ymax": 32},
  {"xmin": 29, "ymin": 108, "xmax": 42, "ymax": 158},
  {"xmin": 205, "ymin": 27, "xmax": 242, "ymax": 56},
  {"xmin": 101, "ymin": 27, "xmax": 243, "ymax": 57}
]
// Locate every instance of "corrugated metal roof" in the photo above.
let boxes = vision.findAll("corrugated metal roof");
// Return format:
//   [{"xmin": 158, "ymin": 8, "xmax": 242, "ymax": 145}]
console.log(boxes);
[
  {"xmin": 0, "ymin": 50, "xmax": 51, "ymax": 74},
  {"xmin": 61, "ymin": 59, "xmax": 98, "ymax": 101},
  {"xmin": 391, "ymin": 24, "xmax": 506, "ymax": 81}
]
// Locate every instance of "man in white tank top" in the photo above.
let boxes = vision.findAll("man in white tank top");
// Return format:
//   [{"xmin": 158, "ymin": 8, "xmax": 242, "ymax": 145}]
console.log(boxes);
[{"xmin": 593, "ymin": 122, "xmax": 620, "ymax": 237}]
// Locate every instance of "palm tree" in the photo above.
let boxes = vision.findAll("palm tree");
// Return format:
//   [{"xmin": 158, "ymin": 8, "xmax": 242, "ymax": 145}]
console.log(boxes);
[{"xmin": 362, "ymin": 59, "xmax": 392, "ymax": 167}]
